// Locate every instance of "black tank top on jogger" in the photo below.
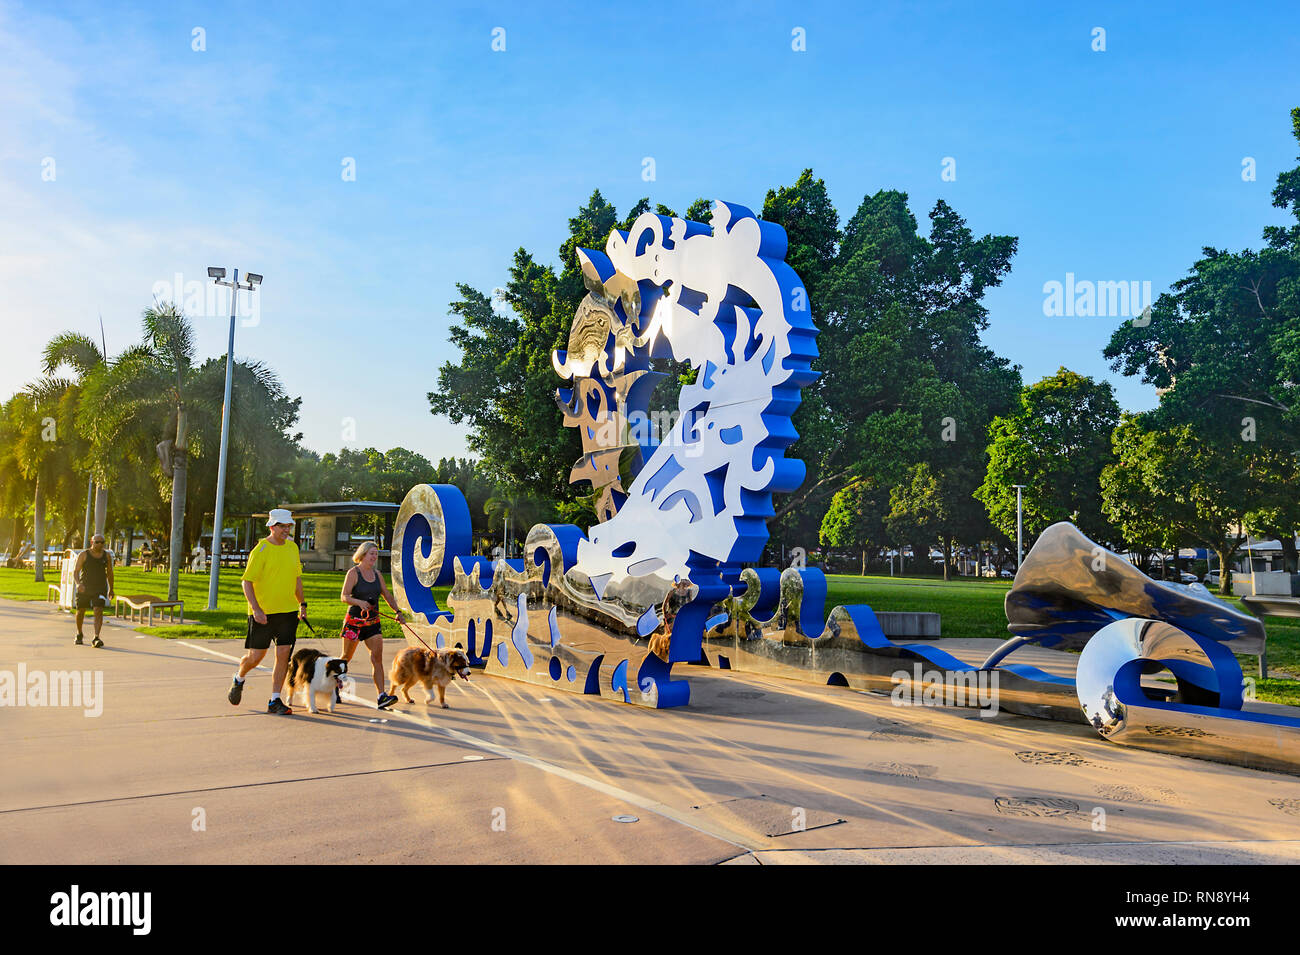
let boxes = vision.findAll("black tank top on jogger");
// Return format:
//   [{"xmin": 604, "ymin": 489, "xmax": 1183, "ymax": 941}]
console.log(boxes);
[
  {"xmin": 350, "ymin": 568, "xmax": 382, "ymax": 610},
  {"xmin": 78, "ymin": 552, "xmax": 109, "ymax": 594}
]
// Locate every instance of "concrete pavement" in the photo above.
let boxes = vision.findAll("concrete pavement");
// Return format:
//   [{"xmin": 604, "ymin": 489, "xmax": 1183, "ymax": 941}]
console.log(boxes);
[{"xmin": 3, "ymin": 597, "xmax": 1299, "ymax": 864}]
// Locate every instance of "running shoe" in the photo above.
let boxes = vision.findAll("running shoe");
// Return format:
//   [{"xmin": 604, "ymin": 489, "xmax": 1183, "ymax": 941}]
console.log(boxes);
[
  {"xmin": 91, "ymin": 635, "xmax": 104, "ymax": 648},
  {"xmin": 376, "ymin": 692, "xmax": 397, "ymax": 710},
  {"xmin": 267, "ymin": 698, "xmax": 293, "ymax": 715},
  {"xmin": 74, "ymin": 633, "xmax": 84, "ymax": 646},
  {"xmin": 228, "ymin": 679, "xmax": 244, "ymax": 705}
]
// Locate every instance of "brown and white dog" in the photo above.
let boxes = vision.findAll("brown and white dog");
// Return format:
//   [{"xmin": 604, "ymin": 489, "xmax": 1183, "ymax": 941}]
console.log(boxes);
[
  {"xmin": 285, "ymin": 648, "xmax": 348, "ymax": 714},
  {"xmin": 389, "ymin": 646, "xmax": 471, "ymax": 708}
]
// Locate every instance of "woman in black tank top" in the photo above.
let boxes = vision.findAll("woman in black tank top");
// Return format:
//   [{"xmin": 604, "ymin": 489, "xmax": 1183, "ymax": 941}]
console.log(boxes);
[{"xmin": 339, "ymin": 541, "xmax": 406, "ymax": 708}]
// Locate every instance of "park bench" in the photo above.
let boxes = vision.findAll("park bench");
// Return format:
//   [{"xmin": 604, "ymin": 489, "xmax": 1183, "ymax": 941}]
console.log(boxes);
[
  {"xmin": 115, "ymin": 594, "xmax": 184, "ymax": 626},
  {"xmin": 23, "ymin": 551, "xmax": 61, "ymax": 570},
  {"xmin": 876, "ymin": 611, "xmax": 942, "ymax": 639}
]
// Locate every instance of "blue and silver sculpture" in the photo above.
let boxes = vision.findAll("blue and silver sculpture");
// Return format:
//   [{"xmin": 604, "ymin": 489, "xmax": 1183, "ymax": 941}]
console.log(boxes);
[
  {"xmin": 390, "ymin": 202, "xmax": 1300, "ymax": 775},
  {"xmin": 395, "ymin": 201, "xmax": 818, "ymax": 708}
]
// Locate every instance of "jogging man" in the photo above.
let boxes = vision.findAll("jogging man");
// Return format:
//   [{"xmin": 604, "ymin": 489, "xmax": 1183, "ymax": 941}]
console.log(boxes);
[
  {"xmin": 73, "ymin": 534, "xmax": 114, "ymax": 648},
  {"xmin": 227, "ymin": 509, "xmax": 306, "ymax": 715}
]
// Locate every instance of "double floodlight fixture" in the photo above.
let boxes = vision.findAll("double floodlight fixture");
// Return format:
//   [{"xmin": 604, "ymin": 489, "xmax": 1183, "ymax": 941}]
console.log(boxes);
[{"xmin": 207, "ymin": 266, "xmax": 262, "ymax": 291}]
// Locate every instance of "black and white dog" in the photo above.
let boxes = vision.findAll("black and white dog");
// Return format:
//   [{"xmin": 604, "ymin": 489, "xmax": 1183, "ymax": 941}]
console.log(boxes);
[{"xmin": 285, "ymin": 648, "xmax": 348, "ymax": 714}]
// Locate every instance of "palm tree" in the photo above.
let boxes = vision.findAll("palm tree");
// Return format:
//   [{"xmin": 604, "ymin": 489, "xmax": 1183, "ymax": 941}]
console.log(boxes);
[
  {"xmin": 86, "ymin": 303, "xmax": 201, "ymax": 601},
  {"xmin": 484, "ymin": 490, "xmax": 539, "ymax": 558},
  {"xmin": 0, "ymin": 398, "xmax": 32, "ymax": 565},
  {"xmin": 15, "ymin": 377, "xmax": 79, "ymax": 582},
  {"xmin": 180, "ymin": 355, "xmax": 301, "ymax": 551},
  {"xmin": 80, "ymin": 302, "xmax": 304, "ymax": 597},
  {"xmin": 42, "ymin": 331, "xmax": 108, "ymax": 542}
]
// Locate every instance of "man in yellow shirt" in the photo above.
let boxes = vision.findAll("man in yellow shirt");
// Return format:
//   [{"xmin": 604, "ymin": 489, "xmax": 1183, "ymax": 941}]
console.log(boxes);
[{"xmin": 227, "ymin": 509, "xmax": 306, "ymax": 715}]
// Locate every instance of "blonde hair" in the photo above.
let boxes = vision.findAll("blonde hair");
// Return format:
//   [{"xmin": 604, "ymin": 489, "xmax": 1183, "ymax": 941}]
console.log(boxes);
[{"xmin": 352, "ymin": 541, "xmax": 379, "ymax": 565}]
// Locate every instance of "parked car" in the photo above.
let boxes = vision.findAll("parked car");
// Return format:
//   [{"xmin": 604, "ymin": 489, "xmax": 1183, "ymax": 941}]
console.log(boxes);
[{"xmin": 1204, "ymin": 570, "xmax": 1225, "ymax": 587}]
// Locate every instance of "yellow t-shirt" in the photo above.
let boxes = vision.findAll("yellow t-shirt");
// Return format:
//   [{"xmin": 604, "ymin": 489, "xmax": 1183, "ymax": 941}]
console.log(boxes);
[{"xmin": 241, "ymin": 538, "xmax": 303, "ymax": 615}]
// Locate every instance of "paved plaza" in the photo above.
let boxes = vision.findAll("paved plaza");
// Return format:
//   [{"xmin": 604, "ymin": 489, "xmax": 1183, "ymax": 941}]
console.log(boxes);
[{"xmin": 3, "ymin": 597, "xmax": 1299, "ymax": 865}]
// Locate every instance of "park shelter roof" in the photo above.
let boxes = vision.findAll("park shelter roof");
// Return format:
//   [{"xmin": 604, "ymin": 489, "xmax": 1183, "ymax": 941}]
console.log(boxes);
[{"xmin": 251, "ymin": 501, "xmax": 400, "ymax": 518}]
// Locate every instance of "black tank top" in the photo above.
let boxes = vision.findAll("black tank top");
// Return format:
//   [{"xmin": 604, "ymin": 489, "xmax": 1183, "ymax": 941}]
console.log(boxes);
[
  {"xmin": 79, "ymin": 551, "xmax": 109, "ymax": 593},
  {"xmin": 351, "ymin": 567, "xmax": 381, "ymax": 608}
]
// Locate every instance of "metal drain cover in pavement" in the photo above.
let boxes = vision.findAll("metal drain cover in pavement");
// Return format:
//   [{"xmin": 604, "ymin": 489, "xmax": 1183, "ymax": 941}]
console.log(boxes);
[{"xmin": 689, "ymin": 795, "xmax": 845, "ymax": 837}]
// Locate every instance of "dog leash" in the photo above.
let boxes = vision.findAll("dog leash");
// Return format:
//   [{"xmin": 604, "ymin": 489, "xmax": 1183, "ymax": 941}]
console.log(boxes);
[
  {"xmin": 374, "ymin": 607, "xmax": 439, "ymax": 655},
  {"xmin": 300, "ymin": 606, "xmax": 437, "ymax": 655}
]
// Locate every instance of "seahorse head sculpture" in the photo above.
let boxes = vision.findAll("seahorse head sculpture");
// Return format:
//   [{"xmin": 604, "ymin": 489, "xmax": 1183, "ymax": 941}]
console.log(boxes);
[{"xmin": 553, "ymin": 201, "xmax": 819, "ymax": 596}]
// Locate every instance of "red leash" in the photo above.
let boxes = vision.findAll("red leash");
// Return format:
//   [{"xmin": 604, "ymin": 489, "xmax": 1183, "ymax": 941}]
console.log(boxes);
[{"xmin": 374, "ymin": 607, "xmax": 438, "ymax": 655}]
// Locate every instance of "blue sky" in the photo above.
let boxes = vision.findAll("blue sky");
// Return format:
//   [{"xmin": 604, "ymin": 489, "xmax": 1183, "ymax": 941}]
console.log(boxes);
[{"xmin": 2, "ymin": 0, "xmax": 1299, "ymax": 464}]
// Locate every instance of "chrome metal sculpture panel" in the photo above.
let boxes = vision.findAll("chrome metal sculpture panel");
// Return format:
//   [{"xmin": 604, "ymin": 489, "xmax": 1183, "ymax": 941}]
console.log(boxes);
[
  {"xmin": 1000, "ymin": 523, "xmax": 1298, "ymax": 773},
  {"xmin": 1002, "ymin": 522, "xmax": 1264, "ymax": 655},
  {"xmin": 1077, "ymin": 617, "xmax": 1300, "ymax": 775},
  {"xmin": 697, "ymin": 566, "xmax": 1081, "ymax": 722}
]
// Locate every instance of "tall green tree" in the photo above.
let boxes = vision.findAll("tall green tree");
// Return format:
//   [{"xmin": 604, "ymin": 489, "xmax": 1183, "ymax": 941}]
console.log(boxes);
[
  {"xmin": 42, "ymin": 330, "xmax": 114, "ymax": 545},
  {"xmin": 976, "ymin": 368, "xmax": 1121, "ymax": 544},
  {"xmin": 771, "ymin": 186, "xmax": 1020, "ymax": 557},
  {"xmin": 434, "ymin": 179, "xmax": 1019, "ymax": 560},
  {"xmin": 886, "ymin": 460, "xmax": 992, "ymax": 579},
  {"xmin": 1101, "ymin": 109, "xmax": 1300, "ymax": 579},
  {"xmin": 1101, "ymin": 417, "xmax": 1253, "ymax": 594},
  {"xmin": 885, "ymin": 464, "xmax": 950, "ymax": 578},
  {"xmin": 483, "ymin": 488, "xmax": 542, "ymax": 557},
  {"xmin": 86, "ymin": 304, "xmax": 199, "ymax": 599},
  {"xmin": 1104, "ymin": 109, "xmax": 1300, "ymax": 457},
  {"xmin": 762, "ymin": 169, "xmax": 840, "ymax": 307},
  {"xmin": 1099, "ymin": 416, "xmax": 1182, "ymax": 573},
  {"xmin": 78, "ymin": 305, "xmax": 303, "ymax": 582},
  {"xmin": 820, "ymin": 479, "xmax": 888, "ymax": 575},
  {"xmin": 1242, "ymin": 447, "xmax": 1300, "ymax": 572},
  {"xmin": 13, "ymin": 377, "xmax": 82, "ymax": 581},
  {"xmin": 0, "ymin": 397, "xmax": 32, "ymax": 563},
  {"xmin": 431, "ymin": 190, "xmax": 684, "ymax": 520},
  {"xmin": 179, "ymin": 357, "xmax": 303, "ymax": 550}
]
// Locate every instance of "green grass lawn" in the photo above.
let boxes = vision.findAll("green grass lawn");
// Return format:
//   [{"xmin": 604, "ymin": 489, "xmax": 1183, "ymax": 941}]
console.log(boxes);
[
  {"xmin": 5, "ymin": 565, "xmax": 1298, "ymax": 703},
  {"xmin": 826, "ymin": 573, "xmax": 1013, "ymax": 640},
  {"xmin": 823, "ymin": 573, "xmax": 1300, "ymax": 702},
  {"xmin": 0, "ymin": 565, "xmax": 450, "ymax": 641}
]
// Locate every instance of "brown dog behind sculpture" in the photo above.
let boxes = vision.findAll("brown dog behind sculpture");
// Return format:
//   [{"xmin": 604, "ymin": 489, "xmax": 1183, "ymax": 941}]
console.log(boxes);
[{"xmin": 388, "ymin": 646, "xmax": 472, "ymax": 708}]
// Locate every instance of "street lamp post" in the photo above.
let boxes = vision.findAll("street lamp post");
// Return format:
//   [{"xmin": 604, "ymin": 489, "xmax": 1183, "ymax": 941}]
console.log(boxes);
[
  {"xmin": 1012, "ymin": 484, "xmax": 1027, "ymax": 571},
  {"xmin": 205, "ymin": 267, "xmax": 262, "ymax": 611}
]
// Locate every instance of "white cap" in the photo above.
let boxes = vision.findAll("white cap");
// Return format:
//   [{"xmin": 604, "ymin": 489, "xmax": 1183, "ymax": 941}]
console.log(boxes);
[{"xmin": 267, "ymin": 508, "xmax": 294, "ymax": 527}]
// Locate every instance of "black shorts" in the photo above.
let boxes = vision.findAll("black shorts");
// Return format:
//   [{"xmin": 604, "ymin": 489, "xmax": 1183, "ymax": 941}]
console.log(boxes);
[
  {"xmin": 245, "ymin": 611, "xmax": 299, "ymax": 650},
  {"xmin": 75, "ymin": 592, "xmax": 107, "ymax": 611}
]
